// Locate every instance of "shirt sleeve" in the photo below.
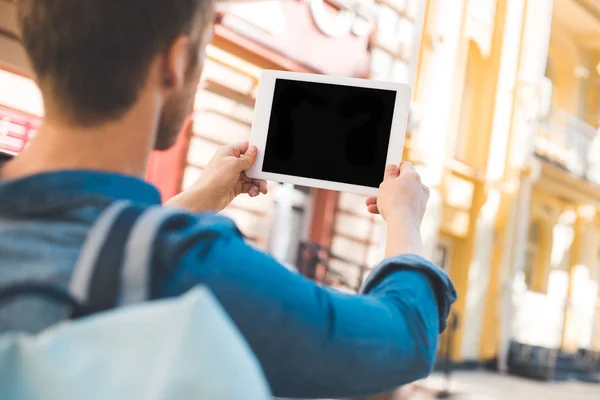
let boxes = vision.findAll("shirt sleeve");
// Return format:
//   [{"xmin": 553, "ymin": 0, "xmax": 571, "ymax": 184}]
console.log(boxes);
[{"xmin": 154, "ymin": 213, "xmax": 457, "ymax": 399}]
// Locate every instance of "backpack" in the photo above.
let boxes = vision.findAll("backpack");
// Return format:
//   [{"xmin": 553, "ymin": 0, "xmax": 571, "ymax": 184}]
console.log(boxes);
[{"xmin": 0, "ymin": 201, "xmax": 271, "ymax": 400}]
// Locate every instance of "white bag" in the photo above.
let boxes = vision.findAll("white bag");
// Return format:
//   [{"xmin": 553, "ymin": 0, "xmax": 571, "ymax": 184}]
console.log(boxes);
[{"xmin": 0, "ymin": 201, "xmax": 271, "ymax": 400}]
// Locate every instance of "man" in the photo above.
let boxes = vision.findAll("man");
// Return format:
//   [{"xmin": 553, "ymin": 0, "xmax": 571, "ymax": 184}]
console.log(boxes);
[{"xmin": 0, "ymin": 1, "xmax": 456, "ymax": 398}]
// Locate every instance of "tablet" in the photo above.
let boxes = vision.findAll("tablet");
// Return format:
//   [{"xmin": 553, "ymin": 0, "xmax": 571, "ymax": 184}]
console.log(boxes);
[{"xmin": 246, "ymin": 70, "xmax": 410, "ymax": 196}]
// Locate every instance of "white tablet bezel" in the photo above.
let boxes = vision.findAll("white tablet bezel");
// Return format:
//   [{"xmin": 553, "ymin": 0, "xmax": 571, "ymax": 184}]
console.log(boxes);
[{"xmin": 246, "ymin": 70, "xmax": 411, "ymax": 196}]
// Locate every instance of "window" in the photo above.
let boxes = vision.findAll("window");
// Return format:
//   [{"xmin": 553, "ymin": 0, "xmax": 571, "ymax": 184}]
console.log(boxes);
[
  {"xmin": 523, "ymin": 221, "xmax": 540, "ymax": 289},
  {"xmin": 433, "ymin": 240, "xmax": 452, "ymax": 271}
]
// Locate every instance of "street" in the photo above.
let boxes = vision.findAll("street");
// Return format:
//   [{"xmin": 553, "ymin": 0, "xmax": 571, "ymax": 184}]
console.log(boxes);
[{"xmin": 403, "ymin": 371, "xmax": 600, "ymax": 400}]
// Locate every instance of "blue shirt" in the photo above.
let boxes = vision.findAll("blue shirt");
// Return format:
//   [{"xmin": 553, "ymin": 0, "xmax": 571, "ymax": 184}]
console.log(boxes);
[{"xmin": 0, "ymin": 170, "xmax": 456, "ymax": 399}]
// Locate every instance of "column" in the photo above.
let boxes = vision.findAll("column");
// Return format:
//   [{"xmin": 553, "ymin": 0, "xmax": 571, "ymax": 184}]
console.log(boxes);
[
  {"xmin": 562, "ymin": 211, "xmax": 599, "ymax": 351},
  {"xmin": 479, "ymin": 0, "xmax": 554, "ymax": 368},
  {"xmin": 454, "ymin": 0, "xmax": 510, "ymax": 361},
  {"xmin": 467, "ymin": 0, "xmax": 529, "ymax": 362},
  {"xmin": 448, "ymin": 180, "xmax": 486, "ymax": 360},
  {"xmin": 500, "ymin": 0, "xmax": 555, "ymax": 366},
  {"xmin": 497, "ymin": 175, "xmax": 533, "ymax": 371},
  {"xmin": 415, "ymin": 0, "xmax": 468, "ymax": 260},
  {"xmin": 530, "ymin": 218, "xmax": 555, "ymax": 293},
  {"xmin": 479, "ymin": 189, "xmax": 514, "ymax": 361}
]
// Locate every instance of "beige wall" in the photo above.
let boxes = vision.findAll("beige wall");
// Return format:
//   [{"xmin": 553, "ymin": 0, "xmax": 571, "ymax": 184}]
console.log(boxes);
[
  {"xmin": 0, "ymin": 1, "xmax": 32, "ymax": 75},
  {"xmin": 547, "ymin": 29, "xmax": 585, "ymax": 116},
  {"xmin": 0, "ymin": 1, "xmax": 41, "ymax": 115}
]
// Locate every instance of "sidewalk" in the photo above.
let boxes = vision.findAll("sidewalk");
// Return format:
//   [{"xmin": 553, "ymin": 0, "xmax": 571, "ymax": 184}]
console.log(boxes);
[{"xmin": 401, "ymin": 371, "xmax": 600, "ymax": 400}]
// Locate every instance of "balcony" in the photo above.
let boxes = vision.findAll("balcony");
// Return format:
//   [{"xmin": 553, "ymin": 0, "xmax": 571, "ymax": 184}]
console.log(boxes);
[
  {"xmin": 535, "ymin": 109, "xmax": 600, "ymax": 185},
  {"xmin": 296, "ymin": 242, "xmax": 369, "ymax": 293}
]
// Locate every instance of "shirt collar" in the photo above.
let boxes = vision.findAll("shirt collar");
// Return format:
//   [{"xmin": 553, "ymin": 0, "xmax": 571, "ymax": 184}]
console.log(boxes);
[{"xmin": 0, "ymin": 170, "xmax": 162, "ymax": 215}]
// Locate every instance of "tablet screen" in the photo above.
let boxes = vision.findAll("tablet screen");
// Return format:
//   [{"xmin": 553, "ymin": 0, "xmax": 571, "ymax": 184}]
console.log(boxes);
[{"xmin": 262, "ymin": 79, "xmax": 397, "ymax": 188}]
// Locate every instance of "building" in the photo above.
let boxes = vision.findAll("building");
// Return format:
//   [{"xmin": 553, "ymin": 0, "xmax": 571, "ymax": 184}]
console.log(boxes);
[
  {"xmin": 510, "ymin": 0, "xmax": 600, "ymax": 362},
  {"xmin": 413, "ymin": 0, "xmax": 600, "ymax": 374}
]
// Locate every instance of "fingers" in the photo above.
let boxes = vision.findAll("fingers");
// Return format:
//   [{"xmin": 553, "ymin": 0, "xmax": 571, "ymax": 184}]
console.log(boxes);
[
  {"xmin": 384, "ymin": 164, "xmax": 400, "ymax": 180},
  {"xmin": 241, "ymin": 173, "xmax": 268, "ymax": 195},
  {"xmin": 257, "ymin": 179, "xmax": 268, "ymax": 195},
  {"xmin": 221, "ymin": 142, "xmax": 259, "ymax": 171},
  {"xmin": 241, "ymin": 182, "xmax": 261, "ymax": 198},
  {"xmin": 238, "ymin": 145, "xmax": 258, "ymax": 170},
  {"xmin": 399, "ymin": 161, "xmax": 416, "ymax": 175},
  {"xmin": 367, "ymin": 204, "xmax": 380, "ymax": 215},
  {"xmin": 223, "ymin": 141, "xmax": 250, "ymax": 158},
  {"xmin": 240, "ymin": 174, "xmax": 268, "ymax": 198},
  {"xmin": 422, "ymin": 185, "xmax": 430, "ymax": 198},
  {"xmin": 365, "ymin": 197, "xmax": 380, "ymax": 214}
]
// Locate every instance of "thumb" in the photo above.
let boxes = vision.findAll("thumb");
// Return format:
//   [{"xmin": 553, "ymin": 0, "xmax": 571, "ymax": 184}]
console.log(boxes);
[
  {"xmin": 384, "ymin": 164, "xmax": 400, "ymax": 180},
  {"xmin": 238, "ymin": 145, "xmax": 258, "ymax": 170}
]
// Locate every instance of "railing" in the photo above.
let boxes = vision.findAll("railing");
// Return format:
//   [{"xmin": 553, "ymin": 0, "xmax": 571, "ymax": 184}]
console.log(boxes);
[
  {"xmin": 296, "ymin": 242, "xmax": 370, "ymax": 293},
  {"xmin": 593, "ymin": 304, "xmax": 600, "ymax": 352},
  {"xmin": 436, "ymin": 312, "xmax": 460, "ymax": 399},
  {"xmin": 536, "ymin": 109, "xmax": 600, "ymax": 184}
]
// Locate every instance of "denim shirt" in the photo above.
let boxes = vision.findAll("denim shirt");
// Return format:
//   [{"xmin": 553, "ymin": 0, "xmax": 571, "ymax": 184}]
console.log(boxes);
[{"xmin": 0, "ymin": 170, "xmax": 456, "ymax": 399}]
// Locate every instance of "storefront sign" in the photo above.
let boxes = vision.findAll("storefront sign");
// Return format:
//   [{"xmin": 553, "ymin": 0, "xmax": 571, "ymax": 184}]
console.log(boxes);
[
  {"xmin": 309, "ymin": 0, "xmax": 375, "ymax": 38},
  {"xmin": 0, "ymin": 105, "xmax": 39, "ymax": 155},
  {"xmin": 219, "ymin": 0, "xmax": 371, "ymax": 77}
]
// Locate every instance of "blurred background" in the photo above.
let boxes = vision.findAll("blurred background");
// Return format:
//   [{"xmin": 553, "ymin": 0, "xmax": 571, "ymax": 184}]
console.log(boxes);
[{"xmin": 1, "ymin": 0, "xmax": 600, "ymax": 398}]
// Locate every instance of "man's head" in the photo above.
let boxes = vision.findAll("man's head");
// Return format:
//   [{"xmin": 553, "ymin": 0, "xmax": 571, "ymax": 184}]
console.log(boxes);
[{"xmin": 17, "ymin": 0, "xmax": 215, "ymax": 150}]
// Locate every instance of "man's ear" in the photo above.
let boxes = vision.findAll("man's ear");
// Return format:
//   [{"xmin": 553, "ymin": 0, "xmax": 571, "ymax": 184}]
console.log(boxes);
[{"xmin": 163, "ymin": 36, "xmax": 191, "ymax": 90}]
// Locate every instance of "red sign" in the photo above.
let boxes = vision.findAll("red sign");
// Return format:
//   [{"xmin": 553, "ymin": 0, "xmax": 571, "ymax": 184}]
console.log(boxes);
[
  {"xmin": 0, "ymin": 105, "xmax": 40, "ymax": 156},
  {"xmin": 218, "ymin": 1, "xmax": 372, "ymax": 77}
]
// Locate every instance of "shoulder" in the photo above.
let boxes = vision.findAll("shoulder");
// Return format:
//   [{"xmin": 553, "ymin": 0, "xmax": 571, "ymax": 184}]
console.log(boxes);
[
  {"xmin": 139, "ymin": 205, "xmax": 243, "ymax": 262},
  {"xmin": 139, "ymin": 206, "xmax": 256, "ymax": 298},
  {"xmin": 139, "ymin": 205, "xmax": 243, "ymax": 244}
]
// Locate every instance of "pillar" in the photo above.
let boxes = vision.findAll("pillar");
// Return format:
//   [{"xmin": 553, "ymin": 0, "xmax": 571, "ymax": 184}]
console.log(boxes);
[
  {"xmin": 455, "ymin": 0, "xmax": 511, "ymax": 361},
  {"xmin": 481, "ymin": 0, "xmax": 554, "ymax": 368},
  {"xmin": 530, "ymin": 217, "xmax": 555, "ymax": 293},
  {"xmin": 448, "ymin": 180, "xmax": 486, "ymax": 359},
  {"xmin": 470, "ymin": 0, "xmax": 529, "ymax": 363},
  {"xmin": 498, "ymin": 175, "xmax": 533, "ymax": 371},
  {"xmin": 479, "ymin": 189, "xmax": 513, "ymax": 360},
  {"xmin": 562, "ymin": 211, "xmax": 598, "ymax": 351},
  {"xmin": 415, "ymin": 0, "xmax": 468, "ymax": 260}
]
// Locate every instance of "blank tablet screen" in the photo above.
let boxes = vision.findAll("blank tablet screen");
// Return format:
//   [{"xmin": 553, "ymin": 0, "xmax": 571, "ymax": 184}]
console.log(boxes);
[{"xmin": 262, "ymin": 79, "xmax": 397, "ymax": 188}]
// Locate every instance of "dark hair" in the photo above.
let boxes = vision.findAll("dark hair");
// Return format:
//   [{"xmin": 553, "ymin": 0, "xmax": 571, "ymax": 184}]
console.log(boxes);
[{"xmin": 17, "ymin": 0, "xmax": 215, "ymax": 124}]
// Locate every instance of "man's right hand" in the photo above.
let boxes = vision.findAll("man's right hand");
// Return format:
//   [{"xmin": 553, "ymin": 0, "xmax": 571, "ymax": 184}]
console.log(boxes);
[{"xmin": 365, "ymin": 162, "xmax": 430, "ymax": 257}]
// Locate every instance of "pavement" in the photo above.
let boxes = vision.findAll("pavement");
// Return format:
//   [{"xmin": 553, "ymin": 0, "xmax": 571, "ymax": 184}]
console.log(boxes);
[{"xmin": 400, "ymin": 371, "xmax": 600, "ymax": 400}]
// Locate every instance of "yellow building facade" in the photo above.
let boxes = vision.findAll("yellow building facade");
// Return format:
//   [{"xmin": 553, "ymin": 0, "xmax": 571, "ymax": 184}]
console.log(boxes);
[{"xmin": 416, "ymin": 0, "xmax": 600, "ymax": 365}]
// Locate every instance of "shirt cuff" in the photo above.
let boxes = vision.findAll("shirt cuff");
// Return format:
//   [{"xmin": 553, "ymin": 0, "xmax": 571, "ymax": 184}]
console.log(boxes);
[{"xmin": 360, "ymin": 254, "xmax": 457, "ymax": 333}]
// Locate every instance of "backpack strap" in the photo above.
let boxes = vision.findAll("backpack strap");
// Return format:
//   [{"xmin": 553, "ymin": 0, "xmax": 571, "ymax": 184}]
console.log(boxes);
[
  {"xmin": 0, "ymin": 201, "xmax": 165, "ymax": 320},
  {"xmin": 0, "ymin": 281, "xmax": 89, "ymax": 316},
  {"xmin": 69, "ymin": 201, "xmax": 145, "ymax": 318},
  {"xmin": 0, "ymin": 201, "xmax": 144, "ymax": 318},
  {"xmin": 71, "ymin": 202, "xmax": 185, "ymax": 314},
  {"xmin": 120, "ymin": 206, "xmax": 184, "ymax": 305}
]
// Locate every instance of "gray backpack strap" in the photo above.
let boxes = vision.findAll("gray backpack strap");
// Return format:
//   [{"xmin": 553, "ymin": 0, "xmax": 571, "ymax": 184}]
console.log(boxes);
[
  {"xmin": 120, "ymin": 207, "xmax": 184, "ymax": 305},
  {"xmin": 69, "ymin": 201, "xmax": 132, "ymax": 304},
  {"xmin": 68, "ymin": 201, "xmax": 145, "ymax": 317}
]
